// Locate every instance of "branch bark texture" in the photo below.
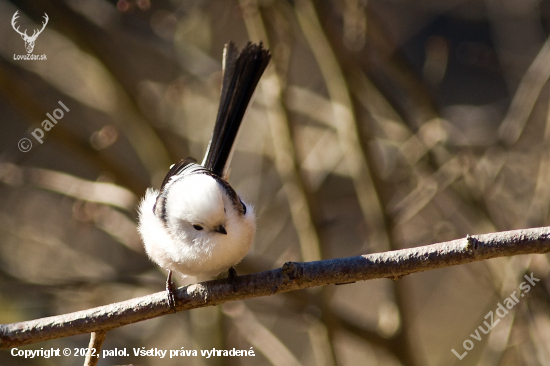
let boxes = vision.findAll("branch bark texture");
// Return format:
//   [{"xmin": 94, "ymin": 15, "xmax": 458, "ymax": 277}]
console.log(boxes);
[{"xmin": 2, "ymin": 226, "xmax": 550, "ymax": 349}]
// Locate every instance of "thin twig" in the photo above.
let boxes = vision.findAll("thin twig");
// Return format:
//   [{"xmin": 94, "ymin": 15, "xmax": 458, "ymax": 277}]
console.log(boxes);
[
  {"xmin": 1, "ymin": 226, "xmax": 549, "ymax": 349},
  {"xmin": 498, "ymin": 36, "xmax": 550, "ymax": 145},
  {"xmin": 83, "ymin": 331, "xmax": 107, "ymax": 366}
]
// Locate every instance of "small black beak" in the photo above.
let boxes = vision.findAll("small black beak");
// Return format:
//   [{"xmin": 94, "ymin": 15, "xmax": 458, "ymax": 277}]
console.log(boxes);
[{"xmin": 215, "ymin": 225, "xmax": 227, "ymax": 235}]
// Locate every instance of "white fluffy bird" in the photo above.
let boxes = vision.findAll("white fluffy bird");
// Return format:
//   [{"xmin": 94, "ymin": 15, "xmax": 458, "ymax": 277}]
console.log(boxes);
[{"xmin": 138, "ymin": 43, "xmax": 270, "ymax": 299}]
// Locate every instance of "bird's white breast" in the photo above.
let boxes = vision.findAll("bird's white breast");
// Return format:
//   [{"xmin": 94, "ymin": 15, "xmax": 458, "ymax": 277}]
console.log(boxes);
[{"xmin": 138, "ymin": 174, "xmax": 255, "ymax": 281}]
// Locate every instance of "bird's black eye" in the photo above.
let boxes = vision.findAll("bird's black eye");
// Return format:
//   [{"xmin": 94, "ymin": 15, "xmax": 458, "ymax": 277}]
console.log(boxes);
[{"xmin": 192, "ymin": 224, "xmax": 203, "ymax": 231}]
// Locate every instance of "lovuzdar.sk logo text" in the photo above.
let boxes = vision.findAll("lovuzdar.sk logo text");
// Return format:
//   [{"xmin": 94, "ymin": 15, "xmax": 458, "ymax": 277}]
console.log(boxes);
[{"xmin": 12, "ymin": 10, "xmax": 48, "ymax": 60}]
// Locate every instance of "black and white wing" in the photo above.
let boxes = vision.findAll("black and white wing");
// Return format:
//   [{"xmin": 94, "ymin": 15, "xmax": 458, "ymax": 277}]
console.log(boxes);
[{"xmin": 153, "ymin": 157, "xmax": 206, "ymax": 221}]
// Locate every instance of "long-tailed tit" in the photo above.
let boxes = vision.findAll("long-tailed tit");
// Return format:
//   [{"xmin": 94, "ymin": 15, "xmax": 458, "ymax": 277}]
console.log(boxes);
[{"xmin": 138, "ymin": 42, "xmax": 270, "ymax": 302}]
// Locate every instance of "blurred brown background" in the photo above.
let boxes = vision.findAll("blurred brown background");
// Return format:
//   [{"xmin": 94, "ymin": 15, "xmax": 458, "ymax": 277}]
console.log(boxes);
[{"xmin": 1, "ymin": 0, "xmax": 550, "ymax": 365}]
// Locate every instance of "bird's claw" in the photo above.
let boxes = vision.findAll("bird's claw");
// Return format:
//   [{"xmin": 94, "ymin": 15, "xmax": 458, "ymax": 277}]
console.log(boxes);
[
  {"xmin": 166, "ymin": 270, "xmax": 177, "ymax": 311},
  {"xmin": 228, "ymin": 266, "xmax": 237, "ymax": 280},
  {"xmin": 228, "ymin": 266, "xmax": 238, "ymax": 291}
]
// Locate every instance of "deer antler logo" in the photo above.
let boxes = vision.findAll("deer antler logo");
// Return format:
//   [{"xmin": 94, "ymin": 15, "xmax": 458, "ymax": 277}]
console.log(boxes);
[{"xmin": 11, "ymin": 11, "xmax": 49, "ymax": 54}]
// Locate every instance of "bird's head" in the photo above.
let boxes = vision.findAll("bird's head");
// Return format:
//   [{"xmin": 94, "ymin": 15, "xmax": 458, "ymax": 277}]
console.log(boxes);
[{"xmin": 165, "ymin": 174, "xmax": 230, "ymax": 245}]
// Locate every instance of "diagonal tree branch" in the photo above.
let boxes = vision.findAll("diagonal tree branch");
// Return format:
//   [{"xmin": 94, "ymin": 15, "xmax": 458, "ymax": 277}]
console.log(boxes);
[{"xmin": 1, "ymin": 226, "xmax": 550, "ymax": 349}]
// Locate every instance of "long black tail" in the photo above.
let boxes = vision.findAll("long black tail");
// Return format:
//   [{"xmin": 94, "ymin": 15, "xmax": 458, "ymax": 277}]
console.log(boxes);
[{"xmin": 202, "ymin": 42, "xmax": 271, "ymax": 178}]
